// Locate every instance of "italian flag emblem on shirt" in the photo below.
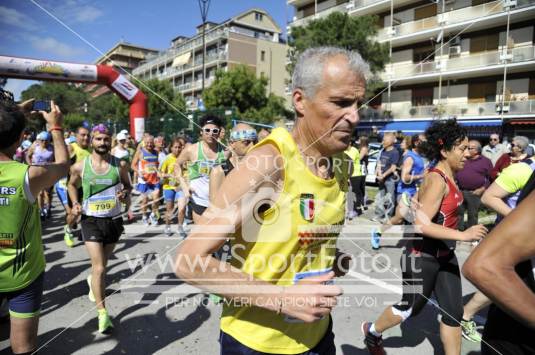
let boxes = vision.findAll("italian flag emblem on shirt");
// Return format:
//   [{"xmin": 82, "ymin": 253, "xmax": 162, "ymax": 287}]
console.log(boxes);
[{"xmin": 300, "ymin": 193, "xmax": 315, "ymax": 222}]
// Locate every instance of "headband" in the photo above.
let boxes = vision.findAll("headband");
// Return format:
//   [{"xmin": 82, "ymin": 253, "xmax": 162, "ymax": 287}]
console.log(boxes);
[{"xmin": 92, "ymin": 123, "xmax": 109, "ymax": 135}]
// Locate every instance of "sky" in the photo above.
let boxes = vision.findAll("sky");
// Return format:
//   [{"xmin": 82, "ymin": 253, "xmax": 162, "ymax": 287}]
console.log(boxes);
[{"xmin": 0, "ymin": 0, "xmax": 292, "ymax": 99}]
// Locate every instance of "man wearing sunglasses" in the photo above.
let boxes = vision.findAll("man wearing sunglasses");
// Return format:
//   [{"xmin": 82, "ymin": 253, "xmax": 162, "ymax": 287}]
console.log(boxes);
[
  {"xmin": 175, "ymin": 114, "xmax": 229, "ymax": 222},
  {"xmin": 482, "ymin": 133, "xmax": 506, "ymax": 166}
]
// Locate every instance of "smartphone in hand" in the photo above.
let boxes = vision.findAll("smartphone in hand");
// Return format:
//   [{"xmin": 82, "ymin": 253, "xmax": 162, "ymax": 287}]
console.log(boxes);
[{"xmin": 33, "ymin": 100, "xmax": 51, "ymax": 112}]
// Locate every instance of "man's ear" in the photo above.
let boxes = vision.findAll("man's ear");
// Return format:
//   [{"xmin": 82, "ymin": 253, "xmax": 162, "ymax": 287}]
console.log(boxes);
[{"xmin": 292, "ymin": 89, "xmax": 306, "ymax": 117}]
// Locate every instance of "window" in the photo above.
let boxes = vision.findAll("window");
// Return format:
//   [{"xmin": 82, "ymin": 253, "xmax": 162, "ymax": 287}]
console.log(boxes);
[
  {"xmin": 413, "ymin": 45, "xmax": 435, "ymax": 63},
  {"xmin": 412, "ymin": 87, "xmax": 434, "ymax": 106},
  {"xmin": 468, "ymin": 82, "xmax": 496, "ymax": 103},
  {"xmin": 255, "ymin": 12, "xmax": 263, "ymax": 21},
  {"xmin": 261, "ymin": 50, "xmax": 266, "ymax": 61},
  {"xmin": 470, "ymin": 33, "xmax": 499, "ymax": 53}
]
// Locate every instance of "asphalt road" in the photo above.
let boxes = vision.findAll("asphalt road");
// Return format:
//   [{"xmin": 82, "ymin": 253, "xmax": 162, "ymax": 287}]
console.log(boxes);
[{"xmin": 0, "ymin": 200, "xmax": 489, "ymax": 355}]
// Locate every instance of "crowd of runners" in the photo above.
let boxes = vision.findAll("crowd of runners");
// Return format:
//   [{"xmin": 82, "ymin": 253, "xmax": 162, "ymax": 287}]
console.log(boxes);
[{"xmin": 1, "ymin": 47, "xmax": 534, "ymax": 355}]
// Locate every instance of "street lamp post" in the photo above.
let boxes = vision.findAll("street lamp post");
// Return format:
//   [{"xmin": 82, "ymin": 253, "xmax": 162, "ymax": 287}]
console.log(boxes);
[{"xmin": 198, "ymin": 0, "xmax": 211, "ymax": 94}]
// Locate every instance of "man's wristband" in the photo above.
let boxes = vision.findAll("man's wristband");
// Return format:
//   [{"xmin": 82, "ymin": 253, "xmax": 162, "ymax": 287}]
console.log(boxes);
[{"xmin": 49, "ymin": 125, "xmax": 63, "ymax": 133}]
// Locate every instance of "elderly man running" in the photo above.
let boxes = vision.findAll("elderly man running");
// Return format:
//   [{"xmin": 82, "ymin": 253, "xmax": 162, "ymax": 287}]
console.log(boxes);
[{"xmin": 176, "ymin": 47, "xmax": 368, "ymax": 354}]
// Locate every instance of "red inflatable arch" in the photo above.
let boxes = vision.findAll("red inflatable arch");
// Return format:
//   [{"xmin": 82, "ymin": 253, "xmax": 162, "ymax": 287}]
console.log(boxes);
[{"xmin": 0, "ymin": 55, "xmax": 147, "ymax": 141}]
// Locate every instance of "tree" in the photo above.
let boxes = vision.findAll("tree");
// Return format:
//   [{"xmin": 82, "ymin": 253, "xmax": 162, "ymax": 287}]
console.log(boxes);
[
  {"xmin": 203, "ymin": 65, "xmax": 291, "ymax": 125},
  {"xmin": 139, "ymin": 78, "xmax": 187, "ymax": 135},
  {"xmin": 21, "ymin": 82, "xmax": 89, "ymax": 115},
  {"xmin": 287, "ymin": 12, "xmax": 389, "ymax": 94}
]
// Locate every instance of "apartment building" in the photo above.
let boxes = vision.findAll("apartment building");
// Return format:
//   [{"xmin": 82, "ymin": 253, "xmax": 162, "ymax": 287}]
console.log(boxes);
[
  {"xmin": 287, "ymin": 0, "xmax": 535, "ymax": 139},
  {"xmin": 132, "ymin": 8, "xmax": 289, "ymax": 110},
  {"xmin": 87, "ymin": 42, "xmax": 159, "ymax": 98}
]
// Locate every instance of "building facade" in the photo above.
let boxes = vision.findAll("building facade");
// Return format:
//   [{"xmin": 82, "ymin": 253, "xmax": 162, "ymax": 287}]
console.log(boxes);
[
  {"xmin": 87, "ymin": 42, "xmax": 159, "ymax": 98},
  {"xmin": 287, "ymin": 0, "xmax": 535, "ymax": 140},
  {"xmin": 132, "ymin": 8, "xmax": 289, "ymax": 110}
]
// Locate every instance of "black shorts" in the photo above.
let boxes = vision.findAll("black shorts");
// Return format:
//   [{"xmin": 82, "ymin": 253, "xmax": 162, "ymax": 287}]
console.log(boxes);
[
  {"xmin": 191, "ymin": 201, "xmax": 207, "ymax": 216},
  {"xmin": 482, "ymin": 304, "xmax": 535, "ymax": 355},
  {"xmin": 219, "ymin": 317, "xmax": 335, "ymax": 355},
  {"xmin": 81, "ymin": 215, "xmax": 124, "ymax": 245}
]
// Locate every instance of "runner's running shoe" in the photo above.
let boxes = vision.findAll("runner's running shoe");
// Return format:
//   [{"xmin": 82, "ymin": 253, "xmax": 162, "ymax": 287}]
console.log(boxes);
[
  {"xmin": 150, "ymin": 212, "xmax": 158, "ymax": 226},
  {"xmin": 64, "ymin": 225, "xmax": 75, "ymax": 248},
  {"xmin": 361, "ymin": 322, "xmax": 386, "ymax": 355},
  {"xmin": 178, "ymin": 225, "xmax": 187, "ymax": 238},
  {"xmin": 98, "ymin": 309, "xmax": 113, "ymax": 334},
  {"xmin": 164, "ymin": 225, "xmax": 173, "ymax": 236},
  {"xmin": 461, "ymin": 319, "xmax": 482, "ymax": 342},
  {"xmin": 371, "ymin": 228, "xmax": 381, "ymax": 250},
  {"xmin": 87, "ymin": 274, "xmax": 95, "ymax": 303},
  {"xmin": 142, "ymin": 215, "xmax": 149, "ymax": 226}
]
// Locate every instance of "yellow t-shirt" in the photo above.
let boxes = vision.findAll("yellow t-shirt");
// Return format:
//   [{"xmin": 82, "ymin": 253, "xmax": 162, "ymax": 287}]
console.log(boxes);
[
  {"xmin": 495, "ymin": 162, "xmax": 534, "ymax": 194},
  {"xmin": 345, "ymin": 146, "xmax": 362, "ymax": 177},
  {"xmin": 220, "ymin": 128, "xmax": 348, "ymax": 354},
  {"xmin": 160, "ymin": 154, "xmax": 179, "ymax": 190},
  {"xmin": 70, "ymin": 142, "xmax": 91, "ymax": 163}
]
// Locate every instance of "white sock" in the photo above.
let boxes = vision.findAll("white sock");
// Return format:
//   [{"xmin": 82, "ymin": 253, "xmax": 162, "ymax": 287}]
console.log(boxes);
[{"xmin": 369, "ymin": 323, "xmax": 382, "ymax": 337}]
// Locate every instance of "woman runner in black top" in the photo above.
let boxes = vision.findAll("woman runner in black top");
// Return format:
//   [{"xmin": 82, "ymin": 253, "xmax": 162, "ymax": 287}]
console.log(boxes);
[{"xmin": 361, "ymin": 119, "xmax": 488, "ymax": 355}]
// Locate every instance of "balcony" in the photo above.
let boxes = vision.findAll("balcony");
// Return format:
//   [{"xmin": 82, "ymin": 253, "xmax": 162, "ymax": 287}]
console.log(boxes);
[
  {"xmin": 288, "ymin": 1, "xmax": 352, "ymax": 28},
  {"xmin": 363, "ymin": 100, "xmax": 535, "ymax": 121},
  {"xmin": 155, "ymin": 51, "xmax": 227, "ymax": 80},
  {"xmin": 383, "ymin": 45, "xmax": 535, "ymax": 83},
  {"xmin": 133, "ymin": 28, "xmax": 229, "ymax": 74},
  {"xmin": 347, "ymin": 0, "xmax": 415, "ymax": 16},
  {"xmin": 377, "ymin": 0, "xmax": 535, "ymax": 44}
]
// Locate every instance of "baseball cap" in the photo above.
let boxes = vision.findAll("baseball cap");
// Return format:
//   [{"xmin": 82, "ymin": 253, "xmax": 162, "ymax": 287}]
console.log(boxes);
[
  {"xmin": 37, "ymin": 131, "xmax": 50, "ymax": 141},
  {"xmin": 117, "ymin": 132, "xmax": 127, "ymax": 141},
  {"xmin": 119, "ymin": 129, "xmax": 129, "ymax": 136}
]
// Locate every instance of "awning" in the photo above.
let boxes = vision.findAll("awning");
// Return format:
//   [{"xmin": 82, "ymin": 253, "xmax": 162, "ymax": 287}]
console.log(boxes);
[
  {"xmin": 509, "ymin": 120, "xmax": 535, "ymax": 125},
  {"xmin": 380, "ymin": 120, "xmax": 431, "ymax": 133},
  {"xmin": 458, "ymin": 119, "xmax": 502, "ymax": 127},
  {"xmin": 458, "ymin": 119, "xmax": 502, "ymax": 137},
  {"xmin": 356, "ymin": 121, "xmax": 386, "ymax": 129},
  {"xmin": 172, "ymin": 52, "xmax": 191, "ymax": 67}
]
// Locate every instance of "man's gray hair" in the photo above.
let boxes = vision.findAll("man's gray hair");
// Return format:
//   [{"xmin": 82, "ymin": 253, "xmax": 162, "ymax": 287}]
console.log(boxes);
[
  {"xmin": 291, "ymin": 47, "xmax": 370, "ymax": 98},
  {"xmin": 513, "ymin": 136, "xmax": 529, "ymax": 151}
]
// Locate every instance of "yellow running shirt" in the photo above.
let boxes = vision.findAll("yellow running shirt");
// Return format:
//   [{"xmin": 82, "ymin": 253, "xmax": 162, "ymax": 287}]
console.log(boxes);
[
  {"xmin": 160, "ymin": 154, "xmax": 180, "ymax": 190},
  {"xmin": 220, "ymin": 128, "xmax": 348, "ymax": 354},
  {"xmin": 345, "ymin": 146, "xmax": 362, "ymax": 177}
]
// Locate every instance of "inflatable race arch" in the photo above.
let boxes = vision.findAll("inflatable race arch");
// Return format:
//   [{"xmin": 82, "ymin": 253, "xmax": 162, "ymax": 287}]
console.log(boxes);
[{"xmin": 0, "ymin": 55, "xmax": 147, "ymax": 141}]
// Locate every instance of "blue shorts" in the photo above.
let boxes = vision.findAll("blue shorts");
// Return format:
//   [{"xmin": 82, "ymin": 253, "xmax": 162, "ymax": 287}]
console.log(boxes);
[
  {"xmin": 137, "ymin": 182, "xmax": 161, "ymax": 194},
  {"xmin": 0, "ymin": 272, "xmax": 44, "ymax": 318},
  {"xmin": 163, "ymin": 189, "xmax": 185, "ymax": 202},
  {"xmin": 55, "ymin": 182, "xmax": 68, "ymax": 206}
]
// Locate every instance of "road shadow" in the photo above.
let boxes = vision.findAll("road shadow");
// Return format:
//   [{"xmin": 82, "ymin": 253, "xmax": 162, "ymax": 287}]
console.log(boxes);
[{"xmin": 34, "ymin": 275, "xmax": 210, "ymax": 354}]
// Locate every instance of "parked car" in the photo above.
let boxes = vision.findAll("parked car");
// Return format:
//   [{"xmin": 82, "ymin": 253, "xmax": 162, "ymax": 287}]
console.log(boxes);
[{"xmin": 365, "ymin": 143, "xmax": 381, "ymax": 184}]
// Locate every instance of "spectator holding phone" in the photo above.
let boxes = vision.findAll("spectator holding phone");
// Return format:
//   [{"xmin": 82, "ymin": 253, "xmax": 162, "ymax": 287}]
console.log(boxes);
[{"xmin": 0, "ymin": 99, "xmax": 69, "ymax": 354}]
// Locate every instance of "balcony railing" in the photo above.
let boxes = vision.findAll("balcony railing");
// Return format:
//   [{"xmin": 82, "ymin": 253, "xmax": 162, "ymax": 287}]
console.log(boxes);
[
  {"xmin": 154, "ymin": 51, "xmax": 227, "ymax": 80},
  {"xmin": 134, "ymin": 28, "xmax": 230, "ymax": 74},
  {"xmin": 289, "ymin": 1, "xmax": 352, "ymax": 28},
  {"xmin": 377, "ymin": 0, "xmax": 535, "ymax": 41},
  {"xmin": 383, "ymin": 45, "xmax": 535, "ymax": 81},
  {"xmin": 360, "ymin": 100, "xmax": 535, "ymax": 120}
]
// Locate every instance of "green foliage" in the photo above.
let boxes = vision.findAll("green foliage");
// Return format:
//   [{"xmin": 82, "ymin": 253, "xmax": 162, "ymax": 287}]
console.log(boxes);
[
  {"xmin": 203, "ymin": 65, "xmax": 290, "ymax": 125},
  {"xmin": 140, "ymin": 78, "xmax": 188, "ymax": 135},
  {"xmin": 20, "ymin": 78, "xmax": 189, "ymax": 136},
  {"xmin": 287, "ymin": 12, "xmax": 389, "ymax": 94},
  {"xmin": 21, "ymin": 82, "xmax": 89, "ymax": 115},
  {"xmin": 89, "ymin": 93, "xmax": 128, "ymax": 125},
  {"xmin": 243, "ymin": 93, "xmax": 292, "ymax": 125},
  {"xmin": 63, "ymin": 112, "xmax": 86, "ymax": 130}
]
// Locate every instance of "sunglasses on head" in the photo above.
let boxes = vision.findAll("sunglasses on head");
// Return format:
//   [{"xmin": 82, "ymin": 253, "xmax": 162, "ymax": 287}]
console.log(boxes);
[{"xmin": 203, "ymin": 127, "xmax": 220, "ymax": 134}]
